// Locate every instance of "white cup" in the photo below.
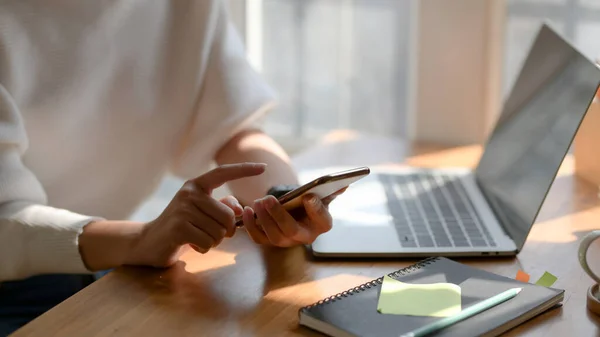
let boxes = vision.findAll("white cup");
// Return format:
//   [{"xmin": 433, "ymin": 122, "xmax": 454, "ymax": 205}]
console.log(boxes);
[
  {"xmin": 579, "ymin": 231, "xmax": 600, "ymax": 284},
  {"xmin": 578, "ymin": 230, "xmax": 600, "ymax": 315}
]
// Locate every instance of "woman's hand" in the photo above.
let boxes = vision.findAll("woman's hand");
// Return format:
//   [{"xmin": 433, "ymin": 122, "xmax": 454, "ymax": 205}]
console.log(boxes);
[
  {"xmin": 79, "ymin": 163, "xmax": 265, "ymax": 271},
  {"xmin": 125, "ymin": 163, "xmax": 265, "ymax": 267},
  {"xmin": 242, "ymin": 188, "xmax": 346, "ymax": 247}
]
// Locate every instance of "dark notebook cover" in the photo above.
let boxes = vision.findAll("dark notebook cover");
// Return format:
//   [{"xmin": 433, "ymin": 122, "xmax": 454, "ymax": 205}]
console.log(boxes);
[{"xmin": 299, "ymin": 257, "xmax": 564, "ymax": 337}]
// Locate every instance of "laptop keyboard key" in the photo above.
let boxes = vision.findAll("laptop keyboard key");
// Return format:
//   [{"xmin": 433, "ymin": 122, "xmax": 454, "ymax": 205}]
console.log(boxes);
[
  {"xmin": 417, "ymin": 236, "xmax": 435, "ymax": 247},
  {"xmin": 434, "ymin": 237, "xmax": 452, "ymax": 247},
  {"xmin": 437, "ymin": 240, "xmax": 453, "ymax": 247},
  {"xmin": 401, "ymin": 241, "xmax": 418, "ymax": 248},
  {"xmin": 470, "ymin": 239, "xmax": 488, "ymax": 247},
  {"xmin": 380, "ymin": 172, "xmax": 494, "ymax": 249},
  {"xmin": 399, "ymin": 234, "xmax": 418, "ymax": 247},
  {"xmin": 453, "ymin": 239, "xmax": 471, "ymax": 247}
]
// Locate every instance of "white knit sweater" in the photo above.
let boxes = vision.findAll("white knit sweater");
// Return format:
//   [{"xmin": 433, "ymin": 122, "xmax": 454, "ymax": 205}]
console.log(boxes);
[{"xmin": 0, "ymin": 0, "xmax": 274, "ymax": 281}]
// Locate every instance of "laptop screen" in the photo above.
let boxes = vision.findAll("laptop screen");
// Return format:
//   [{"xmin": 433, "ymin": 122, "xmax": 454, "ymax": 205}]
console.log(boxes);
[{"xmin": 474, "ymin": 24, "xmax": 600, "ymax": 250}]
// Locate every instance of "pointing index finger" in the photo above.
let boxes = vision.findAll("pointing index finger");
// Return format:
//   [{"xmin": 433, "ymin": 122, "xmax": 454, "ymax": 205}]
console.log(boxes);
[{"xmin": 194, "ymin": 163, "xmax": 266, "ymax": 193}]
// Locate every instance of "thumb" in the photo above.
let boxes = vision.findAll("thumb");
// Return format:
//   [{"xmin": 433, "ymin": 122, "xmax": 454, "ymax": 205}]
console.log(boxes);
[{"xmin": 220, "ymin": 195, "xmax": 243, "ymax": 217}]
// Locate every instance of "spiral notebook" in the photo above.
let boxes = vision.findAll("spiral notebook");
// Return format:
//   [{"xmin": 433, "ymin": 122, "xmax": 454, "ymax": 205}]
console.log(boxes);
[{"xmin": 299, "ymin": 257, "xmax": 563, "ymax": 337}]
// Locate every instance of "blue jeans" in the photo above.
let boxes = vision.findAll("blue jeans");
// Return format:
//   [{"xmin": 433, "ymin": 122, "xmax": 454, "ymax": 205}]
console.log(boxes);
[{"xmin": 0, "ymin": 271, "xmax": 109, "ymax": 336}]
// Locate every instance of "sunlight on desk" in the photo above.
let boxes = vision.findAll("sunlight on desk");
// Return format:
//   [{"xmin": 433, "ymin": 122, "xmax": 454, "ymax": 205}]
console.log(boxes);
[
  {"xmin": 181, "ymin": 249, "xmax": 237, "ymax": 274},
  {"xmin": 528, "ymin": 207, "xmax": 600, "ymax": 243},
  {"xmin": 265, "ymin": 274, "xmax": 373, "ymax": 305}
]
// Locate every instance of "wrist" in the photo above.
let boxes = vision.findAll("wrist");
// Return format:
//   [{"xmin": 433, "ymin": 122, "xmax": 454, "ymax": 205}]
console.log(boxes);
[{"xmin": 78, "ymin": 220, "xmax": 145, "ymax": 271}]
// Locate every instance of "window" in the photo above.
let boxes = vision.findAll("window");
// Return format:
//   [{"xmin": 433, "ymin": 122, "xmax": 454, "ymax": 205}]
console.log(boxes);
[
  {"xmin": 230, "ymin": 0, "xmax": 414, "ymax": 153},
  {"xmin": 131, "ymin": 0, "xmax": 600, "ymax": 221},
  {"xmin": 504, "ymin": 0, "xmax": 600, "ymax": 95}
]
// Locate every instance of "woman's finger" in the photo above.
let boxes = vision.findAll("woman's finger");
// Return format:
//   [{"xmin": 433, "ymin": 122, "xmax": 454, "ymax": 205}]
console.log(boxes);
[
  {"xmin": 189, "ymin": 194, "xmax": 236, "ymax": 237},
  {"xmin": 264, "ymin": 195, "xmax": 308, "ymax": 242},
  {"xmin": 180, "ymin": 208, "xmax": 227, "ymax": 246},
  {"xmin": 243, "ymin": 206, "xmax": 269, "ymax": 244},
  {"xmin": 254, "ymin": 198, "xmax": 289, "ymax": 246},
  {"xmin": 198, "ymin": 214, "xmax": 228, "ymax": 247},
  {"xmin": 179, "ymin": 221, "xmax": 216, "ymax": 253},
  {"xmin": 191, "ymin": 163, "xmax": 266, "ymax": 194},
  {"xmin": 302, "ymin": 194, "xmax": 333, "ymax": 235},
  {"xmin": 220, "ymin": 195, "xmax": 243, "ymax": 217}
]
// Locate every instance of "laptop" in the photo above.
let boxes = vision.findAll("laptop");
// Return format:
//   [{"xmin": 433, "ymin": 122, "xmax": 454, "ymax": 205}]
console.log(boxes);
[{"xmin": 303, "ymin": 23, "xmax": 600, "ymax": 257}]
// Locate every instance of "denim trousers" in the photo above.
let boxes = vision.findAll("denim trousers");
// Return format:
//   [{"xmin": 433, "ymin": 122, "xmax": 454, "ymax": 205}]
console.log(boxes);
[{"xmin": 0, "ymin": 271, "xmax": 110, "ymax": 336}]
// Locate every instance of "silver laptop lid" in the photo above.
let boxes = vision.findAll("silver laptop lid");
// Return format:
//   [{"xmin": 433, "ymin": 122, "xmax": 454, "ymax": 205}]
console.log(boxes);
[{"xmin": 474, "ymin": 23, "xmax": 600, "ymax": 251}]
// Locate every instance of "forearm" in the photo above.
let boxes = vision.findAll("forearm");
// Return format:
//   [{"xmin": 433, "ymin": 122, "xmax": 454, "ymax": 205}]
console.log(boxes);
[
  {"xmin": 214, "ymin": 128, "xmax": 298, "ymax": 206},
  {"xmin": 78, "ymin": 220, "xmax": 145, "ymax": 271}
]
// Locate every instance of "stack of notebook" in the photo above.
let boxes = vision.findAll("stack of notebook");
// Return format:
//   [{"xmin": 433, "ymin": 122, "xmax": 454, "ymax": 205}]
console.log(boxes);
[{"xmin": 299, "ymin": 257, "xmax": 563, "ymax": 337}]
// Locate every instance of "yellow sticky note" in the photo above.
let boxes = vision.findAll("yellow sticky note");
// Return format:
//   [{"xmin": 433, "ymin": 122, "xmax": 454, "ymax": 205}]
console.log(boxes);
[{"xmin": 377, "ymin": 275, "xmax": 461, "ymax": 317}]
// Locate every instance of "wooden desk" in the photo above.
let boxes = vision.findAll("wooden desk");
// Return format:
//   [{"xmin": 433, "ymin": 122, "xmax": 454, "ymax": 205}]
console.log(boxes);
[{"xmin": 12, "ymin": 134, "xmax": 600, "ymax": 336}]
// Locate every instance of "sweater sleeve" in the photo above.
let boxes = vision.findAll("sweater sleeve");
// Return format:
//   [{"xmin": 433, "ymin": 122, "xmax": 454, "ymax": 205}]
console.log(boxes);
[
  {"xmin": 0, "ymin": 84, "xmax": 100, "ymax": 281},
  {"xmin": 169, "ymin": 0, "xmax": 276, "ymax": 179}
]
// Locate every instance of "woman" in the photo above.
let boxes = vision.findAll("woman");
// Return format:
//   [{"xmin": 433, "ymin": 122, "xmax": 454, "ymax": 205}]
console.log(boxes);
[{"xmin": 0, "ymin": 0, "xmax": 342, "ymax": 334}]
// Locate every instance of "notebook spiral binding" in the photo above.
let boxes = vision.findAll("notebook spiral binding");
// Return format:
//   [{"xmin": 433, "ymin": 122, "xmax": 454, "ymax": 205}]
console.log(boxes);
[{"xmin": 300, "ymin": 257, "xmax": 440, "ymax": 312}]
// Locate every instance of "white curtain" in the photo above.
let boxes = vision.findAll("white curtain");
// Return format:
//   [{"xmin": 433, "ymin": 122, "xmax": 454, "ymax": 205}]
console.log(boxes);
[{"xmin": 240, "ymin": 0, "xmax": 414, "ymax": 152}]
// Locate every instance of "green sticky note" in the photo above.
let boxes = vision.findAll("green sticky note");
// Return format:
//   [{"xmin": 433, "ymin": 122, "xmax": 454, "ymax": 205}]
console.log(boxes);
[
  {"xmin": 377, "ymin": 275, "xmax": 462, "ymax": 317},
  {"xmin": 534, "ymin": 271, "xmax": 557, "ymax": 287}
]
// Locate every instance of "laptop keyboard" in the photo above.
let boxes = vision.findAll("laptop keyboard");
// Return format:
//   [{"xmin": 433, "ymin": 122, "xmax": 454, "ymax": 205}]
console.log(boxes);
[{"xmin": 379, "ymin": 173, "xmax": 496, "ymax": 248}]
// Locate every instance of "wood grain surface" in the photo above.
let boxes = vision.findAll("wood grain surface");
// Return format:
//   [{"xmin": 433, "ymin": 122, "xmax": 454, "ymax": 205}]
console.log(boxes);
[{"xmin": 12, "ymin": 134, "xmax": 600, "ymax": 337}]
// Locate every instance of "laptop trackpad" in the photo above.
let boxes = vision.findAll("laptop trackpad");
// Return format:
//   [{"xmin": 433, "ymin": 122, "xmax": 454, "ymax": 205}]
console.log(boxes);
[
  {"xmin": 311, "ymin": 174, "xmax": 405, "ymax": 254},
  {"xmin": 311, "ymin": 224, "xmax": 405, "ymax": 254}
]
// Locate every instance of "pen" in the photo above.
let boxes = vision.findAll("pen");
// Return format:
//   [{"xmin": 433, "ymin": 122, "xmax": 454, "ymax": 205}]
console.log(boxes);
[{"xmin": 400, "ymin": 287, "xmax": 522, "ymax": 337}]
